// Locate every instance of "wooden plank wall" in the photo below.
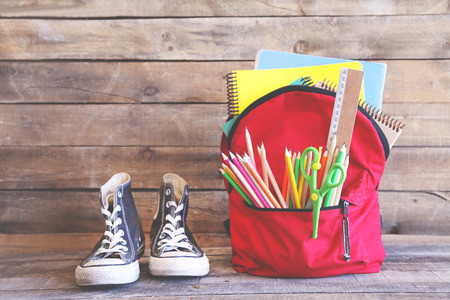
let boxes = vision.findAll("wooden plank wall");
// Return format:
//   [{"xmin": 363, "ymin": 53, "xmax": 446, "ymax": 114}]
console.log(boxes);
[{"xmin": 0, "ymin": 1, "xmax": 449, "ymax": 254}]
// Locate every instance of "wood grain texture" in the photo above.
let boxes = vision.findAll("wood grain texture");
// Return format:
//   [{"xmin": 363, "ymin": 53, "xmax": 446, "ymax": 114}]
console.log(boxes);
[
  {"xmin": 0, "ymin": 60, "xmax": 448, "ymax": 104},
  {"xmin": 0, "ymin": 103, "xmax": 447, "ymax": 147},
  {"xmin": 1, "ymin": 0, "xmax": 448, "ymax": 17},
  {"xmin": 0, "ymin": 104, "xmax": 228, "ymax": 146},
  {"xmin": 0, "ymin": 146, "xmax": 223, "ymax": 189},
  {"xmin": 0, "ymin": 235, "xmax": 448, "ymax": 297},
  {"xmin": 0, "ymin": 16, "xmax": 449, "ymax": 60},
  {"xmin": 0, "ymin": 61, "xmax": 243, "ymax": 104},
  {"xmin": 0, "ymin": 146, "xmax": 449, "ymax": 191},
  {"xmin": 0, "ymin": 233, "xmax": 230, "ymax": 256},
  {"xmin": 0, "ymin": 190, "xmax": 230, "ymax": 234},
  {"xmin": 1, "ymin": 190, "xmax": 448, "ymax": 236}
]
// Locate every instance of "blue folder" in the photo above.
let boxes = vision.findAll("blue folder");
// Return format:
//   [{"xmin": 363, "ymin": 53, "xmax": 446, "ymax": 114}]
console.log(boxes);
[{"xmin": 255, "ymin": 49, "xmax": 386, "ymax": 109}]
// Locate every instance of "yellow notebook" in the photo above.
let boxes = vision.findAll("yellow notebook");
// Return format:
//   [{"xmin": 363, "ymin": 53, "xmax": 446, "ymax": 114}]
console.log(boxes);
[{"xmin": 226, "ymin": 62, "xmax": 365, "ymax": 117}]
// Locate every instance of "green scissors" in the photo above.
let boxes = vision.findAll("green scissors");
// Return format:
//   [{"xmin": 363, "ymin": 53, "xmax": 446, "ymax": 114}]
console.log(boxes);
[{"xmin": 300, "ymin": 146, "xmax": 347, "ymax": 239}]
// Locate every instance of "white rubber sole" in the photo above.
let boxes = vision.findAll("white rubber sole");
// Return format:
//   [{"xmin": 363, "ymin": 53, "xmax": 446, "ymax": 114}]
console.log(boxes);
[
  {"xmin": 149, "ymin": 254, "xmax": 210, "ymax": 277},
  {"xmin": 75, "ymin": 260, "xmax": 140, "ymax": 286}
]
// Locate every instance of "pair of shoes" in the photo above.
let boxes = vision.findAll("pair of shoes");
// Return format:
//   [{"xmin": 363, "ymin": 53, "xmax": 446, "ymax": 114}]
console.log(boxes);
[{"xmin": 75, "ymin": 173, "xmax": 209, "ymax": 286}]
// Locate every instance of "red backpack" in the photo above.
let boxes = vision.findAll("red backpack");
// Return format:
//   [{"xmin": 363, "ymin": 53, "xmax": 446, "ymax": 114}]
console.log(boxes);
[{"xmin": 221, "ymin": 85, "xmax": 387, "ymax": 278}]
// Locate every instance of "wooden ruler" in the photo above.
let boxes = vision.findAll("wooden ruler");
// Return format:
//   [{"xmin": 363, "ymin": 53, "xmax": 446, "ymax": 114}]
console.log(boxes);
[{"xmin": 326, "ymin": 68, "xmax": 364, "ymax": 150}]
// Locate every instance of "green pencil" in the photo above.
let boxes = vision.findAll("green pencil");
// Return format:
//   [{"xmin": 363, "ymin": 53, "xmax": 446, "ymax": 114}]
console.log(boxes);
[{"xmin": 220, "ymin": 169, "xmax": 254, "ymax": 207}]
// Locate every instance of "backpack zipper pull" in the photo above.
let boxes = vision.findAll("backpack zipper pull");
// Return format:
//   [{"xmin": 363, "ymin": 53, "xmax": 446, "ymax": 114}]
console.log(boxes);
[{"xmin": 342, "ymin": 200, "xmax": 351, "ymax": 261}]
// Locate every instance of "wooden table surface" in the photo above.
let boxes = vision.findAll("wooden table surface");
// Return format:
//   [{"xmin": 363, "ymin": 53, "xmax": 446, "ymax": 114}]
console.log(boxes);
[
  {"xmin": 0, "ymin": 1, "xmax": 449, "ymax": 298},
  {"xmin": 0, "ymin": 235, "xmax": 449, "ymax": 299}
]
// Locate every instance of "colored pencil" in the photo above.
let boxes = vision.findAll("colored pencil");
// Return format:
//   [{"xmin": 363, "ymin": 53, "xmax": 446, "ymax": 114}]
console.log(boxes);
[
  {"xmin": 323, "ymin": 143, "xmax": 347, "ymax": 207},
  {"xmin": 285, "ymin": 149, "xmax": 300, "ymax": 209},
  {"xmin": 220, "ymin": 169, "xmax": 253, "ymax": 207},
  {"xmin": 230, "ymin": 152, "xmax": 269, "ymax": 208},
  {"xmin": 321, "ymin": 135, "xmax": 336, "ymax": 187},
  {"xmin": 238, "ymin": 154, "xmax": 275, "ymax": 209},
  {"xmin": 243, "ymin": 155, "xmax": 281, "ymax": 209},
  {"xmin": 300, "ymin": 150, "xmax": 313, "ymax": 209},
  {"xmin": 245, "ymin": 127, "xmax": 255, "ymax": 165},
  {"xmin": 260, "ymin": 143, "xmax": 269, "ymax": 186},
  {"xmin": 221, "ymin": 163, "xmax": 244, "ymax": 191},
  {"xmin": 227, "ymin": 156, "xmax": 264, "ymax": 208},
  {"xmin": 260, "ymin": 144, "xmax": 287, "ymax": 208},
  {"xmin": 332, "ymin": 154, "xmax": 349, "ymax": 206}
]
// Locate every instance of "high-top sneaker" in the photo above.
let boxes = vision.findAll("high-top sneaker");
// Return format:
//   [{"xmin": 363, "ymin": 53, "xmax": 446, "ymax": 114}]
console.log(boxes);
[
  {"xmin": 75, "ymin": 173, "xmax": 145, "ymax": 286},
  {"xmin": 149, "ymin": 173, "xmax": 209, "ymax": 276}
]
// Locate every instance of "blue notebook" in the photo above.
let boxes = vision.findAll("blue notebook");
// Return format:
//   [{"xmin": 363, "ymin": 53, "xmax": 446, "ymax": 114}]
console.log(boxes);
[{"xmin": 255, "ymin": 49, "xmax": 386, "ymax": 109}]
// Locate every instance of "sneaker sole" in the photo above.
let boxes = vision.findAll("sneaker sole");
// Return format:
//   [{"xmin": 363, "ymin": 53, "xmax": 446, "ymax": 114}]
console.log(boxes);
[
  {"xmin": 75, "ymin": 260, "xmax": 140, "ymax": 286},
  {"xmin": 149, "ymin": 255, "xmax": 210, "ymax": 277}
]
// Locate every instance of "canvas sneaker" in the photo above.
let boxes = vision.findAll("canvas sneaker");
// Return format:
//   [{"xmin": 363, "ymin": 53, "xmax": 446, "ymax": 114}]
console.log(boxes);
[
  {"xmin": 149, "ymin": 173, "xmax": 209, "ymax": 276},
  {"xmin": 75, "ymin": 173, "xmax": 145, "ymax": 286}
]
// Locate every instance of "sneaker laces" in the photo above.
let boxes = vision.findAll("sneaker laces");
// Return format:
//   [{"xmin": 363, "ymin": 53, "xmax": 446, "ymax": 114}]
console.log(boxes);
[
  {"xmin": 96, "ymin": 205, "xmax": 128, "ymax": 258},
  {"xmin": 157, "ymin": 200, "xmax": 193, "ymax": 253}
]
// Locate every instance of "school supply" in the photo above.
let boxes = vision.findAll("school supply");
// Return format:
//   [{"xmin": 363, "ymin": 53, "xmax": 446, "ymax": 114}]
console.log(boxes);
[
  {"xmin": 255, "ymin": 49, "xmax": 386, "ymax": 110},
  {"xmin": 226, "ymin": 62, "xmax": 365, "ymax": 117},
  {"xmin": 220, "ymin": 84, "xmax": 387, "ymax": 278},
  {"xmin": 327, "ymin": 68, "xmax": 364, "ymax": 149},
  {"xmin": 316, "ymin": 76, "xmax": 404, "ymax": 149},
  {"xmin": 300, "ymin": 146, "xmax": 347, "ymax": 239},
  {"xmin": 360, "ymin": 102, "xmax": 405, "ymax": 149}
]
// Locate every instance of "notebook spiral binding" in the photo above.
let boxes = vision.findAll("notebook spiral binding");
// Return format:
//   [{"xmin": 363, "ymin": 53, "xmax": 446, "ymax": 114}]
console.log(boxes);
[
  {"xmin": 314, "ymin": 77, "xmax": 404, "ymax": 148},
  {"xmin": 226, "ymin": 72, "xmax": 239, "ymax": 117},
  {"xmin": 315, "ymin": 78, "xmax": 337, "ymax": 92},
  {"xmin": 360, "ymin": 102, "xmax": 405, "ymax": 132}
]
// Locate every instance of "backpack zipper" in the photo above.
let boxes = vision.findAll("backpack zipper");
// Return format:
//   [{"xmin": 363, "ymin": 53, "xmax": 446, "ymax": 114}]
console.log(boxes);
[{"xmin": 342, "ymin": 200, "xmax": 351, "ymax": 261}]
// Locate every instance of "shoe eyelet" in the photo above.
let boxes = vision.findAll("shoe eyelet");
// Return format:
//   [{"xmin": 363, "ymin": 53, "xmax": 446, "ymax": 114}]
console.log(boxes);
[
  {"xmin": 165, "ymin": 202, "xmax": 170, "ymax": 208},
  {"xmin": 118, "ymin": 191, "xmax": 122, "ymax": 198},
  {"xmin": 165, "ymin": 188, "xmax": 171, "ymax": 196}
]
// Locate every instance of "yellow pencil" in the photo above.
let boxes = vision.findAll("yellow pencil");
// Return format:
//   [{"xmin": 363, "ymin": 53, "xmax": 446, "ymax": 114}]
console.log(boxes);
[
  {"xmin": 221, "ymin": 163, "xmax": 244, "ymax": 191},
  {"xmin": 285, "ymin": 149, "xmax": 300, "ymax": 209}
]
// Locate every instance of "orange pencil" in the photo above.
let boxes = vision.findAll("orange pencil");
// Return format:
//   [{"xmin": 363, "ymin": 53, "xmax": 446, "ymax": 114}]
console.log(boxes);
[
  {"xmin": 243, "ymin": 155, "xmax": 281, "ymax": 209},
  {"xmin": 237, "ymin": 153, "xmax": 274, "ymax": 208}
]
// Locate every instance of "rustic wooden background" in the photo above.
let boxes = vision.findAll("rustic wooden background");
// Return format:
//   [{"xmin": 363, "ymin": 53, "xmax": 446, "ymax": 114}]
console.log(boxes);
[{"xmin": 0, "ymin": 1, "xmax": 449, "ymax": 255}]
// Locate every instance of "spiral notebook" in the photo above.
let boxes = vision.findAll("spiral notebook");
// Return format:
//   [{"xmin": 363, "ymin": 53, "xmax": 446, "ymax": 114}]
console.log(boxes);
[{"xmin": 226, "ymin": 62, "xmax": 365, "ymax": 117}]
